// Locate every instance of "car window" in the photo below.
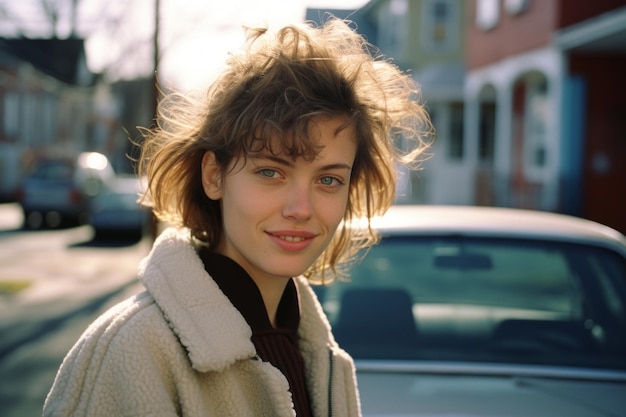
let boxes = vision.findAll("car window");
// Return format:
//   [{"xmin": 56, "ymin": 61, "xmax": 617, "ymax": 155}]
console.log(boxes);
[
  {"xmin": 29, "ymin": 161, "xmax": 74, "ymax": 180},
  {"xmin": 316, "ymin": 236, "xmax": 626, "ymax": 370}
]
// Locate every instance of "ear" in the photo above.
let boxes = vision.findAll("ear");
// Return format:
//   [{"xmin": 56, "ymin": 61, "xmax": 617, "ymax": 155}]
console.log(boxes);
[{"xmin": 201, "ymin": 151, "xmax": 223, "ymax": 200}]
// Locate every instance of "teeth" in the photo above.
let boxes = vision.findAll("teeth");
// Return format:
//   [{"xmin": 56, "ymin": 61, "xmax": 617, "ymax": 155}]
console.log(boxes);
[{"xmin": 280, "ymin": 236, "xmax": 306, "ymax": 242}]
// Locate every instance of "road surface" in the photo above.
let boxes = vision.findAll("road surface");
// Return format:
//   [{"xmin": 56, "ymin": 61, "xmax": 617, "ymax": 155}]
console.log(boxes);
[{"xmin": 0, "ymin": 203, "xmax": 150, "ymax": 417}]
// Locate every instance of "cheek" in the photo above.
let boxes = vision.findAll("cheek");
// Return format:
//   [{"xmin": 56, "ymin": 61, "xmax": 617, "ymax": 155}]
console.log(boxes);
[
  {"xmin": 318, "ymin": 192, "xmax": 350, "ymax": 231},
  {"xmin": 221, "ymin": 189, "xmax": 256, "ymax": 221},
  {"xmin": 220, "ymin": 179, "xmax": 273, "ymax": 229},
  {"xmin": 220, "ymin": 197, "xmax": 256, "ymax": 246}
]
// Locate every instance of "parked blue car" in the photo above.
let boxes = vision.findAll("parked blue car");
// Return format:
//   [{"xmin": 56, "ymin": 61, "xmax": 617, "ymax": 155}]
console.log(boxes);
[
  {"xmin": 89, "ymin": 175, "xmax": 151, "ymax": 239},
  {"xmin": 17, "ymin": 152, "xmax": 115, "ymax": 228}
]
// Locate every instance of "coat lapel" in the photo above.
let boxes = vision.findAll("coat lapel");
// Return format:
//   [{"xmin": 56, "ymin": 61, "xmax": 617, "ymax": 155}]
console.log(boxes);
[{"xmin": 138, "ymin": 227, "xmax": 256, "ymax": 373}]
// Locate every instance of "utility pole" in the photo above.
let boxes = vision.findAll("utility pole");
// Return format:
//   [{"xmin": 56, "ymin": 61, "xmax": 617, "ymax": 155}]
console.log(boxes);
[
  {"xmin": 152, "ymin": 0, "xmax": 160, "ymax": 118},
  {"xmin": 149, "ymin": 0, "xmax": 161, "ymax": 240},
  {"xmin": 70, "ymin": 0, "xmax": 78, "ymax": 37}
]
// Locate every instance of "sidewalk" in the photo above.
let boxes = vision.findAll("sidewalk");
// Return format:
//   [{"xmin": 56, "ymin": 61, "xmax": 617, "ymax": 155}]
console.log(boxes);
[{"xmin": 0, "ymin": 202, "xmax": 148, "ymax": 339}]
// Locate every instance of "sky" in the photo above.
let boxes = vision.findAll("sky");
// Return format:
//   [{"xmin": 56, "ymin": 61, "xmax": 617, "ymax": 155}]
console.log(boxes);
[
  {"xmin": 84, "ymin": 0, "xmax": 370, "ymax": 92},
  {"xmin": 0, "ymin": 0, "xmax": 368, "ymax": 92}
]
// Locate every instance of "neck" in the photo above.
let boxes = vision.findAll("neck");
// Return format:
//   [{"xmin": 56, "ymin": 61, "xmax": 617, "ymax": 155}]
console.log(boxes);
[{"xmin": 253, "ymin": 276, "xmax": 291, "ymax": 328}]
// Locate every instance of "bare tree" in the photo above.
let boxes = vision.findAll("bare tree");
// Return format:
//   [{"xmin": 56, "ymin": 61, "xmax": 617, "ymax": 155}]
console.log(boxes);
[{"xmin": 0, "ymin": 0, "xmax": 83, "ymax": 38}]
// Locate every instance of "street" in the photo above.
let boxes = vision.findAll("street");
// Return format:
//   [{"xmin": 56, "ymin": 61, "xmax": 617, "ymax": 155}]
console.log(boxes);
[{"xmin": 0, "ymin": 203, "xmax": 151, "ymax": 417}]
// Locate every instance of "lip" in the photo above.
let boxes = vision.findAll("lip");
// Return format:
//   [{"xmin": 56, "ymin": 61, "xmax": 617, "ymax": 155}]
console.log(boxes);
[{"xmin": 266, "ymin": 230, "xmax": 318, "ymax": 252}]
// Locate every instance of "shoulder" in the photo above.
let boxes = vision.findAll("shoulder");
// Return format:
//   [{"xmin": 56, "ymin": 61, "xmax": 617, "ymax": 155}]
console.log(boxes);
[
  {"xmin": 86, "ymin": 290, "xmax": 159, "ymax": 334},
  {"xmin": 76, "ymin": 291, "xmax": 183, "ymax": 362},
  {"xmin": 45, "ymin": 292, "xmax": 191, "ymax": 416}
]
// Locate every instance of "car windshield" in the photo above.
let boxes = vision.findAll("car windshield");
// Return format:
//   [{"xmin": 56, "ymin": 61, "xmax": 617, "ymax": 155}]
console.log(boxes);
[
  {"xmin": 316, "ymin": 236, "xmax": 626, "ymax": 370},
  {"xmin": 28, "ymin": 160, "xmax": 74, "ymax": 181}
]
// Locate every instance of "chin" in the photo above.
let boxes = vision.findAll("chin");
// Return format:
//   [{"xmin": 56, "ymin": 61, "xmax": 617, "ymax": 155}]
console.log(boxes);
[{"xmin": 270, "ymin": 266, "xmax": 309, "ymax": 280}]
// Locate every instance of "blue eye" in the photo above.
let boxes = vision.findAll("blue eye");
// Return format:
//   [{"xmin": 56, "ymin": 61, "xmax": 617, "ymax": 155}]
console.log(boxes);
[
  {"xmin": 258, "ymin": 169, "xmax": 278, "ymax": 178},
  {"xmin": 320, "ymin": 176, "xmax": 343, "ymax": 186}
]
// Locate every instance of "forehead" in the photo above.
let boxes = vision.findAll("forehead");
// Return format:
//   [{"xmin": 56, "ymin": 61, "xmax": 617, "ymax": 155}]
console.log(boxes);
[{"xmin": 254, "ymin": 114, "xmax": 356, "ymax": 158}]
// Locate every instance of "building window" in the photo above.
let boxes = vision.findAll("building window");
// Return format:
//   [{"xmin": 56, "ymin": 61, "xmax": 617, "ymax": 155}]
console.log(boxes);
[
  {"xmin": 475, "ymin": 0, "xmax": 500, "ymax": 31},
  {"xmin": 449, "ymin": 102, "xmax": 464, "ymax": 160},
  {"xmin": 421, "ymin": 0, "xmax": 459, "ymax": 53},
  {"xmin": 3, "ymin": 93, "xmax": 19, "ymax": 137},
  {"xmin": 479, "ymin": 101, "xmax": 496, "ymax": 163},
  {"xmin": 524, "ymin": 78, "xmax": 549, "ymax": 181},
  {"xmin": 41, "ymin": 94, "xmax": 57, "ymax": 144},
  {"xmin": 379, "ymin": 0, "xmax": 408, "ymax": 60}
]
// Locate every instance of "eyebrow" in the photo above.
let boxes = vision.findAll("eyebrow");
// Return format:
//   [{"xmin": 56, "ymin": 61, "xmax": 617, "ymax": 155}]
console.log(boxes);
[{"xmin": 250, "ymin": 154, "xmax": 353, "ymax": 171}]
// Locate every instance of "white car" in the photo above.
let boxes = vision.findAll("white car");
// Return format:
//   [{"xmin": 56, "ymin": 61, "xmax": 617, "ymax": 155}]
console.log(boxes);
[{"xmin": 314, "ymin": 205, "xmax": 626, "ymax": 417}]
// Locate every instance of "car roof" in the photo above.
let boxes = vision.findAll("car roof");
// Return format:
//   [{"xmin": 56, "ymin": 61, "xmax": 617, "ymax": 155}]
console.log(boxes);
[
  {"xmin": 368, "ymin": 205, "xmax": 626, "ymax": 255},
  {"xmin": 101, "ymin": 176, "xmax": 145, "ymax": 194}
]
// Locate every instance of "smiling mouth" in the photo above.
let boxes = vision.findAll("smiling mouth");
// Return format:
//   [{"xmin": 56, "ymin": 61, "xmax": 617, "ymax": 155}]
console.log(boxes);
[{"xmin": 277, "ymin": 235, "xmax": 307, "ymax": 242}]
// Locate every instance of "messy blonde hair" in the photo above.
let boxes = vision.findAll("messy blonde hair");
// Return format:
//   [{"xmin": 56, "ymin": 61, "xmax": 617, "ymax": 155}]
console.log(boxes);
[{"xmin": 139, "ymin": 18, "xmax": 432, "ymax": 283}]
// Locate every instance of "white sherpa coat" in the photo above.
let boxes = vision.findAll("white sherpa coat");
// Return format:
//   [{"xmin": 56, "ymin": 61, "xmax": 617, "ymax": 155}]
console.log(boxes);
[{"xmin": 43, "ymin": 227, "xmax": 361, "ymax": 417}]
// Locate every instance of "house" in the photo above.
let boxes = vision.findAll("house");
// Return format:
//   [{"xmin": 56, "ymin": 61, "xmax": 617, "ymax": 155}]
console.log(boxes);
[
  {"xmin": 0, "ymin": 36, "xmax": 154, "ymax": 200},
  {"xmin": 0, "ymin": 38, "xmax": 97, "ymax": 151},
  {"xmin": 465, "ymin": 0, "xmax": 626, "ymax": 233},
  {"xmin": 309, "ymin": 0, "xmax": 626, "ymax": 234},
  {"xmin": 0, "ymin": 37, "xmax": 99, "ymax": 200},
  {"xmin": 307, "ymin": 0, "xmax": 469, "ymax": 204}
]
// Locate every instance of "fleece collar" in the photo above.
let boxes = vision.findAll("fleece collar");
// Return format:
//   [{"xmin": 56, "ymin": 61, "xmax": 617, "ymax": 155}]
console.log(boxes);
[
  {"xmin": 137, "ymin": 227, "xmax": 336, "ymax": 373},
  {"xmin": 138, "ymin": 228, "xmax": 256, "ymax": 373}
]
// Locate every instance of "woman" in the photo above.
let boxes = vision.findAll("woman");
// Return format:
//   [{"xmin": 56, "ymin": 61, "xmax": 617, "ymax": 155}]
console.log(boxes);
[{"xmin": 44, "ymin": 18, "xmax": 431, "ymax": 417}]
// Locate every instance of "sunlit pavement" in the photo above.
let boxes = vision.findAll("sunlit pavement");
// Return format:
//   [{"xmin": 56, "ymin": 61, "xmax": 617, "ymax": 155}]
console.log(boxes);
[
  {"xmin": 0, "ymin": 202, "xmax": 149, "ymax": 330},
  {"xmin": 0, "ymin": 203, "xmax": 21, "ymax": 231},
  {"xmin": 0, "ymin": 203, "xmax": 150, "ymax": 417}
]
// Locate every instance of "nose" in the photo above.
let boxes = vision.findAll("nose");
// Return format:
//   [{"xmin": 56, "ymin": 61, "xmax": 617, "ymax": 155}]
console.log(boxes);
[{"xmin": 282, "ymin": 184, "xmax": 313, "ymax": 221}]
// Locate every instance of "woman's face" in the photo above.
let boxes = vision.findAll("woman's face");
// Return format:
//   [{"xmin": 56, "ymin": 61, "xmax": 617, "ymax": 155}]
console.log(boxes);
[{"xmin": 202, "ymin": 116, "xmax": 356, "ymax": 287}]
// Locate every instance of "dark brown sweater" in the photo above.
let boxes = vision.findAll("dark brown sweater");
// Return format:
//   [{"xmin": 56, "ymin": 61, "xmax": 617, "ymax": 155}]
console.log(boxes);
[{"xmin": 199, "ymin": 249, "xmax": 312, "ymax": 417}]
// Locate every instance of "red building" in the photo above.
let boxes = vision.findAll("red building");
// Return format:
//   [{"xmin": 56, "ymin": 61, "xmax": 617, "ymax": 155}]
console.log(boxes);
[{"xmin": 465, "ymin": 0, "xmax": 626, "ymax": 233}]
